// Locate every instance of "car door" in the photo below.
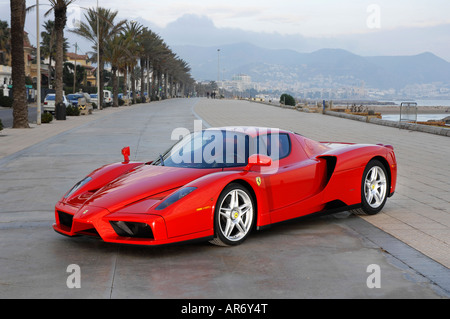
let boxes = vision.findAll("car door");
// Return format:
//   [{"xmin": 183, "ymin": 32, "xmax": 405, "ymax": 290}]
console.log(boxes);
[{"xmin": 259, "ymin": 133, "xmax": 324, "ymax": 220}]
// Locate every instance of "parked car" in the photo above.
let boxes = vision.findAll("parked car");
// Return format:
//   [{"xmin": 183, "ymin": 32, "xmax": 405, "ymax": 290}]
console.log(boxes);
[
  {"xmin": 89, "ymin": 90, "xmax": 112, "ymax": 106},
  {"xmin": 103, "ymin": 90, "xmax": 112, "ymax": 106},
  {"xmin": 53, "ymin": 126, "xmax": 397, "ymax": 247},
  {"xmin": 67, "ymin": 93, "xmax": 85, "ymax": 106},
  {"xmin": 43, "ymin": 94, "xmax": 70, "ymax": 113},
  {"xmin": 89, "ymin": 94, "xmax": 98, "ymax": 105}
]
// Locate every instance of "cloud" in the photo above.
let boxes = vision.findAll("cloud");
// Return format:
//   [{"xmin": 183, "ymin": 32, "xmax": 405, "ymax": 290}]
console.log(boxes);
[{"xmin": 150, "ymin": 14, "xmax": 450, "ymax": 62}]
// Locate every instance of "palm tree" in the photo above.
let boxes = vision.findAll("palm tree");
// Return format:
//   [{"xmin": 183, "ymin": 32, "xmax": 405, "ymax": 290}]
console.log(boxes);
[
  {"xmin": 10, "ymin": 0, "xmax": 28, "ymax": 128},
  {"xmin": 143, "ymin": 32, "xmax": 166, "ymax": 100},
  {"xmin": 103, "ymin": 33, "xmax": 131, "ymax": 107},
  {"xmin": 43, "ymin": 0, "xmax": 77, "ymax": 110},
  {"xmin": 138, "ymin": 28, "xmax": 153, "ymax": 102},
  {"xmin": 122, "ymin": 21, "xmax": 144, "ymax": 104},
  {"xmin": 149, "ymin": 41, "xmax": 172, "ymax": 99},
  {"xmin": 138, "ymin": 29, "xmax": 174, "ymax": 101},
  {"xmin": 0, "ymin": 20, "xmax": 11, "ymax": 66},
  {"xmin": 40, "ymin": 19, "xmax": 69, "ymax": 88},
  {"xmin": 170, "ymin": 58, "xmax": 193, "ymax": 97},
  {"xmin": 70, "ymin": 7, "xmax": 125, "ymax": 108}
]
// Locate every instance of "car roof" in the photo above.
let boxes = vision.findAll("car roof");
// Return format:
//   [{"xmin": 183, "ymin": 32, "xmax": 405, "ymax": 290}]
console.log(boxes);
[{"xmin": 205, "ymin": 126, "xmax": 291, "ymax": 137}]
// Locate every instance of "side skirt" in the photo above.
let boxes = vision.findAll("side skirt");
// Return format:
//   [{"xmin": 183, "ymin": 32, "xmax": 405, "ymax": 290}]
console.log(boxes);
[{"xmin": 257, "ymin": 203, "xmax": 361, "ymax": 231}]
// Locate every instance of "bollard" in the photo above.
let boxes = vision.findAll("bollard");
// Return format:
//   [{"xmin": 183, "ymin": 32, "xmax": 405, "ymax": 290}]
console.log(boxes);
[{"xmin": 55, "ymin": 102, "xmax": 66, "ymax": 120}]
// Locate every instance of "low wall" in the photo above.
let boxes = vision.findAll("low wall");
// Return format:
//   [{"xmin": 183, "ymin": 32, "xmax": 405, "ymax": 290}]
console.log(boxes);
[
  {"xmin": 324, "ymin": 110, "xmax": 450, "ymax": 137},
  {"xmin": 247, "ymin": 100, "xmax": 450, "ymax": 137}
]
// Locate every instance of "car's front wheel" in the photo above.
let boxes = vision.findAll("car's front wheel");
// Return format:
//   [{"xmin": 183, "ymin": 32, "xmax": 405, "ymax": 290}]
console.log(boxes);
[
  {"xmin": 209, "ymin": 183, "xmax": 255, "ymax": 246},
  {"xmin": 351, "ymin": 159, "xmax": 389, "ymax": 215}
]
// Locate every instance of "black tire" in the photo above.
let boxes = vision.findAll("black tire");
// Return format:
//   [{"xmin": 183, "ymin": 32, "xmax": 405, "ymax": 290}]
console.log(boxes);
[
  {"xmin": 350, "ymin": 159, "xmax": 389, "ymax": 215},
  {"xmin": 209, "ymin": 183, "xmax": 255, "ymax": 246}
]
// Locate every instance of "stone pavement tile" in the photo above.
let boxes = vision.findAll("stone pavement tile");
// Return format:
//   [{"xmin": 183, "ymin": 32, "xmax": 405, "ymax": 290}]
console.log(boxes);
[
  {"xmin": 0, "ymin": 106, "xmax": 132, "ymax": 160},
  {"xmin": 195, "ymin": 99, "xmax": 450, "ymax": 268}
]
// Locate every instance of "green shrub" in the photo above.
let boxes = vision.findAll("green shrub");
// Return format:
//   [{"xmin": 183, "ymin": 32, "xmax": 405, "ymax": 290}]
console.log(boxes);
[
  {"xmin": 118, "ymin": 98, "xmax": 125, "ymax": 106},
  {"xmin": 0, "ymin": 95, "xmax": 13, "ymax": 108},
  {"xmin": 66, "ymin": 105, "xmax": 80, "ymax": 116},
  {"xmin": 280, "ymin": 94, "xmax": 296, "ymax": 107},
  {"xmin": 41, "ymin": 112, "xmax": 53, "ymax": 123},
  {"xmin": 0, "ymin": 118, "xmax": 3, "ymax": 131}
]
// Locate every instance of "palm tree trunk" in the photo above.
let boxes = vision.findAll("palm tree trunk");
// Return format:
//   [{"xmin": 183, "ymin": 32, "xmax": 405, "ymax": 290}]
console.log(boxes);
[
  {"xmin": 99, "ymin": 48, "xmax": 104, "ymax": 109},
  {"xmin": 151, "ymin": 67, "xmax": 156, "ymax": 99},
  {"xmin": 54, "ymin": 3, "xmax": 67, "ymax": 108},
  {"xmin": 11, "ymin": 0, "xmax": 28, "ymax": 128},
  {"xmin": 111, "ymin": 66, "xmax": 119, "ymax": 107},
  {"xmin": 140, "ymin": 57, "xmax": 145, "ymax": 102},
  {"xmin": 147, "ymin": 58, "xmax": 150, "ymax": 102},
  {"xmin": 122, "ymin": 67, "xmax": 127, "ymax": 102},
  {"xmin": 131, "ymin": 65, "xmax": 136, "ymax": 104},
  {"xmin": 158, "ymin": 70, "xmax": 162, "ymax": 99},
  {"xmin": 164, "ymin": 72, "xmax": 168, "ymax": 98}
]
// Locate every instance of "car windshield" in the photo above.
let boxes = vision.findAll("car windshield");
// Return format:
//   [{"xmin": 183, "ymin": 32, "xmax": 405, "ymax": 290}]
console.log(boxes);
[
  {"xmin": 45, "ymin": 95, "xmax": 55, "ymax": 100},
  {"xmin": 152, "ymin": 129, "xmax": 290, "ymax": 169}
]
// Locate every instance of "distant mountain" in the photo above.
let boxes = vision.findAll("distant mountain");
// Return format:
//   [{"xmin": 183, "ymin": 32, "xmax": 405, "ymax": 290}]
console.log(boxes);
[
  {"xmin": 151, "ymin": 14, "xmax": 450, "ymax": 62},
  {"xmin": 173, "ymin": 43, "xmax": 450, "ymax": 90}
]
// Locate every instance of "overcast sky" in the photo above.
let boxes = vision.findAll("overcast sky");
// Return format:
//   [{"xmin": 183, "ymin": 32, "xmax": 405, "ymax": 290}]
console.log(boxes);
[
  {"xmin": 76, "ymin": 0, "xmax": 450, "ymax": 36},
  {"xmin": 1, "ymin": 0, "xmax": 450, "ymax": 60},
  {"xmin": 37, "ymin": 0, "xmax": 448, "ymax": 36}
]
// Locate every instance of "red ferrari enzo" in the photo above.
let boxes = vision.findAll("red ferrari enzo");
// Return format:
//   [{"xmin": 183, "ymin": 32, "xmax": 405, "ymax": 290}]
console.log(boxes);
[{"xmin": 53, "ymin": 126, "xmax": 397, "ymax": 246}]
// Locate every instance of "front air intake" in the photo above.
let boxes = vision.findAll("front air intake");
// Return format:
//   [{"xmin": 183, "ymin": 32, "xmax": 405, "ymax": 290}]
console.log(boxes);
[
  {"xmin": 57, "ymin": 211, "xmax": 73, "ymax": 229},
  {"xmin": 110, "ymin": 221, "xmax": 154, "ymax": 239}
]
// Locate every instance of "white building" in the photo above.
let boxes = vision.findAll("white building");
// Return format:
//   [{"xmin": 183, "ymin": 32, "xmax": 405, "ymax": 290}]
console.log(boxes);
[{"xmin": 0, "ymin": 65, "xmax": 12, "ymax": 96}]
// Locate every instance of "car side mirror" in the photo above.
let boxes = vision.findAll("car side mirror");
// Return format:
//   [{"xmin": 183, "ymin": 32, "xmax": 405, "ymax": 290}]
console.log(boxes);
[
  {"xmin": 244, "ymin": 154, "xmax": 272, "ymax": 171},
  {"xmin": 122, "ymin": 146, "xmax": 130, "ymax": 163}
]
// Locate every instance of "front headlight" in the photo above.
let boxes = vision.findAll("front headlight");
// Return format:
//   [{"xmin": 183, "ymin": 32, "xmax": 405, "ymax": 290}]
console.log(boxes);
[
  {"xmin": 64, "ymin": 176, "xmax": 92, "ymax": 199},
  {"xmin": 155, "ymin": 187, "xmax": 197, "ymax": 210}
]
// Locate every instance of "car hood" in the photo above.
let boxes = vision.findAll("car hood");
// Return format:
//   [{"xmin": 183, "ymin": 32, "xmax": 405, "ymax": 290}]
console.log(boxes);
[{"xmin": 78, "ymin": 165, "xmax": 217, "ymax": 213}]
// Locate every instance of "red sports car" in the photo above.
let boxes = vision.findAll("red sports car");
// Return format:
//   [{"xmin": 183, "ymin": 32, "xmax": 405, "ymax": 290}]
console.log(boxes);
[{"xmin": 53, "ymin": 126, "xmax": 397, "ymax": 246}]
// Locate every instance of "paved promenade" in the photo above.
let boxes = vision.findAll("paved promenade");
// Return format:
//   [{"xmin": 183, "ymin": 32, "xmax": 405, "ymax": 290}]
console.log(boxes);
[
  {"xmin": 0, "ymin": 106, "xmax": 128, "ymax": 159},
  {"xmin": 195, "ymin": 99, "xmax": 450, "ymax": 269},
  {"xmin": 0, "ymin": 98, "xmax": 448, "ymax": 298}
]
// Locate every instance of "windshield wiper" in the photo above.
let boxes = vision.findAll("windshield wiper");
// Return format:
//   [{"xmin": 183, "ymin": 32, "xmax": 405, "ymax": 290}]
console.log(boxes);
[{"xmin": 159, "ymin": 154, "xmax": 165, "ymax": 166}]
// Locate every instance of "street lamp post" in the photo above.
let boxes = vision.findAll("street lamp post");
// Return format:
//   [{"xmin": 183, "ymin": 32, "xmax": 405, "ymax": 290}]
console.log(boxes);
[
  {"xmin": 96, "ymin": 0, "xmax": 101, "ymax": 110},
  {"xmin": 36, "ymin": 0, "xmax": 41, "ymax": 125},
  {"xmin": 217, "ymin": 49, "xmax": 220, "ymax": 98}
]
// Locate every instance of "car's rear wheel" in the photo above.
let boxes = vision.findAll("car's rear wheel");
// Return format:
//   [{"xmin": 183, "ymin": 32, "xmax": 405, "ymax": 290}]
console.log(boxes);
[
  {"xmin": 209, "ymin": 183, "xmax": 255, "ymax": 246},
  {"xmin": 351, "ymin": 159, "xmax": 388, "ymax": 215}
]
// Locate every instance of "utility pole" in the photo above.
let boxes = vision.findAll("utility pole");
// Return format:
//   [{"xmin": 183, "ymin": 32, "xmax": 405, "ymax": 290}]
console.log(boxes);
[{"xmin": 73, "ymin": 43, "xmax": 77, "ymax": 93}]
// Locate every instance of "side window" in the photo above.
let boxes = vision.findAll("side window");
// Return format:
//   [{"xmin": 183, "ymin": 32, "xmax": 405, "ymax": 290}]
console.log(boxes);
[
  {"xmin": 256, "ymin": 133, "xmax": 291, "ymax": 160},
  {"xmin": 278, "ymin": 134, "xmax": 291, "ymax": 159}
]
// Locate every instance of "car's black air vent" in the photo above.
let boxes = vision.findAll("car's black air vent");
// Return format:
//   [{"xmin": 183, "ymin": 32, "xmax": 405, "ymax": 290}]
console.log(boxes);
[
  {"xmin": 110, "ymin": 221, "xmax": 154, "ymax": 239},
  {"xmin": 57, "ymin": 211, "xmax": 73, "ymax": 228}
]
